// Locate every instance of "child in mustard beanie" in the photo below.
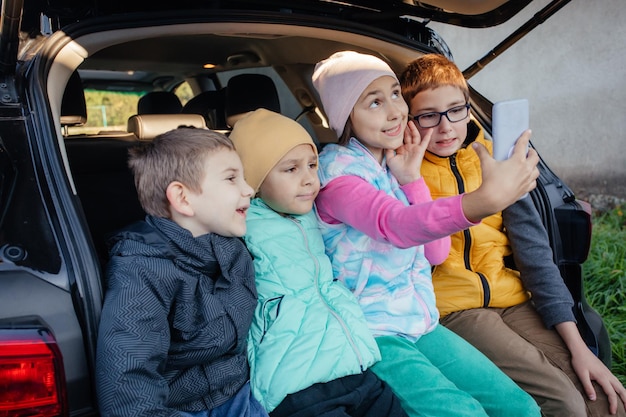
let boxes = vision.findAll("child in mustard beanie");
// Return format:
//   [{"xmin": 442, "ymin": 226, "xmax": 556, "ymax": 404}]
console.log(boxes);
[{"xmin": 230, "ymin": 108, "xmax": 408, "ymax": 417}]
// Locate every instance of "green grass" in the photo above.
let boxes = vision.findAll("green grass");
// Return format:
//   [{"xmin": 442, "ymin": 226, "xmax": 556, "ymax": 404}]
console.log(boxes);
[{"xmin": 583, "ymin": 204, "xmax": 626, "ymax": 386}]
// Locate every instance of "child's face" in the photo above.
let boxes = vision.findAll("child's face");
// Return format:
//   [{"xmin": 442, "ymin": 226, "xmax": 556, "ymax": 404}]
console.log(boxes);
[
  {"xmin": 184, "ymin": 148, "xmax": 253, "ymax": 237},
  {"xmin": 350, "ymin": 76, "xmax": 409, "ymax": 163},
  {"xmin": 408, "ymin": 85, "xmax": 469, "ymax": 157},
  {"xmin": 258, "ymin": 144, "xmax": 319, "ymax": 215}
]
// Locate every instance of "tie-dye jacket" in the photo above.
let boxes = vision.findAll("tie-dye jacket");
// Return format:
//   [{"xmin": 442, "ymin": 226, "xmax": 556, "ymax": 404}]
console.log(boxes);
[{"xmin": 316, "ymin": 138, "xmax": 449, "ymax": 341}]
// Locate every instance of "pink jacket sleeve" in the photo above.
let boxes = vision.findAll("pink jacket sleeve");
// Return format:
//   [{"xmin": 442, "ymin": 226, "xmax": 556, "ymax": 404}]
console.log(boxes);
[{"xmin": 316, "ymin": 175, "xmax": 477, "ymax": 264}]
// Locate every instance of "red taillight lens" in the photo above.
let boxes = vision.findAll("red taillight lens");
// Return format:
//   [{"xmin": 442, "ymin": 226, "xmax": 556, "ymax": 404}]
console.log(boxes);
[{"xmin": 0, "ymin": 329, "xmax": 66, "ymax": 417}]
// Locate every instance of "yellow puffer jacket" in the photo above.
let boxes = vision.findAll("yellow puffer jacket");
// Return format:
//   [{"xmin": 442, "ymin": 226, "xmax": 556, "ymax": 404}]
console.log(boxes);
[{"xmin": 421, "ymin": 121, "xmax": 529, "ymax": 318}]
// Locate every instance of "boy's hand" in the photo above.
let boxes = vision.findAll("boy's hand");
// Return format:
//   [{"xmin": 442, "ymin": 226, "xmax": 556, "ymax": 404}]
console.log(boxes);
[
  {"xmin": 557, "ymin": 321, "xmax": 626, "ymax": 415},
  {"xmin": 462, "ymin": 130, "xmax": 539, "ymax": 222},
  {"xmin": 571, "ymin": 344, "xmax": 626, "ymax": 415},
  {"xmin": 386, "ymin": 120, "xmax": 432, "ymax": 185}
]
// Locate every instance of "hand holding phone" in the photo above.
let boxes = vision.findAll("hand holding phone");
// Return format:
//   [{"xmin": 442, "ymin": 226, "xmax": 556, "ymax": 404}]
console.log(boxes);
[
  {"xmin": 492, "ymin": 99, "xmax": 531, "ymax": 199},
  {"xmin": 492, "ymin": 99, "xmax": 529, "ymax": 161}
]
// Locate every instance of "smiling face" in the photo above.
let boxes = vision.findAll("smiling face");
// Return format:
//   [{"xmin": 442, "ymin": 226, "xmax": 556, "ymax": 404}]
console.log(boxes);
[
  {"xmin": 183, "ymin": 148, "xmax": 254, "ymax": 237},
  {"xmin": 258, "ymin": 144, "xmax": 320, "ymax": 215},
  {"xmin": 349, "ymin": 75, "xmax": 409, "ymax": 163},
  {"xmin": 408, "ymin": 85, "xmax": 470, "ymax": 158}
]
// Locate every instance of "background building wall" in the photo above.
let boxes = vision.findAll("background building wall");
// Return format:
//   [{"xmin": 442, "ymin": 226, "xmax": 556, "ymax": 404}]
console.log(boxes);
[{"xmin": 430, "ymin": 0, "xmax": 626, "ymax": 198}]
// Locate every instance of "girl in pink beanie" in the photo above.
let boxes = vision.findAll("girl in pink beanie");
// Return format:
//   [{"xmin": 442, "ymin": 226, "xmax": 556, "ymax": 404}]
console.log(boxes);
[{"xmin": 312, "ymin": 50, "xmax": 542, "ymax": 417}]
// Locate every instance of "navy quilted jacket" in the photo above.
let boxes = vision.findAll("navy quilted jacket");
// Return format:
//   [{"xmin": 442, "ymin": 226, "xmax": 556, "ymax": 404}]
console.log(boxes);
[{"xmin": 96, "ymin": 216, "xmax": 257, "ymax": 417}]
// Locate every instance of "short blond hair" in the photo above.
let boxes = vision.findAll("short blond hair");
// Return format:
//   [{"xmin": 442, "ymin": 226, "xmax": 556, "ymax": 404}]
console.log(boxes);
[
  {"xmin": 400, "ymin": 54, "xmax": 469, "ymax": 108},
  {"xmin": 128, "ymin": 127, "xmax": 234, "ymax": 218}
]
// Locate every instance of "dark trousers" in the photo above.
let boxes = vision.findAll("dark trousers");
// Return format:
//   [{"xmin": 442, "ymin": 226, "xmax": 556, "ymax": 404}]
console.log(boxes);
[{"xmin": 269, "ymin": 369, "xmax": 408, "ymax": 417}]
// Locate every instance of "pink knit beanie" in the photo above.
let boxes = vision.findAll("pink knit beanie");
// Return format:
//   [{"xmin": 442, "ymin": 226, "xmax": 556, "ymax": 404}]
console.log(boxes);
[{"xmin": 312, "ymin": 51, "xmax": 398, "ymax": 138}]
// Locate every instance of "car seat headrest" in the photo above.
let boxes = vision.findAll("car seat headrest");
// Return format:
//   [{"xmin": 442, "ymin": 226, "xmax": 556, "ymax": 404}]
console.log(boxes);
[
  {"xmin": 127, "ymin": 114, "xmax": 207, "ymax": 141},
  {"xmin": 61, "ymin": 71, "xmax": 88, "ymax": 129},
  {"xmin": 225, "ymin": 74, "xmax": 280, "ymax": 127},
  {"xmin": 137, "ymin": 91, "xmax": 183, "ymax": 114}
]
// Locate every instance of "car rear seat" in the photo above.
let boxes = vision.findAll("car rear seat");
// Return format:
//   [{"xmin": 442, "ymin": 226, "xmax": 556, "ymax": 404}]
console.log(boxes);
[
  {"xmin": 61, "ymin": 76, "xmax": 142, "ymax": 266},
  {"xmin": 127, "ymin": 113, "xmax": 206, "ymax": 140},
  {"xmin": 63, "ymin": 76, "xmax": 205, "ymax": 267},
  {"xmin": 65, "ymin": 138, "xmax": 145, "ymax": 266}
]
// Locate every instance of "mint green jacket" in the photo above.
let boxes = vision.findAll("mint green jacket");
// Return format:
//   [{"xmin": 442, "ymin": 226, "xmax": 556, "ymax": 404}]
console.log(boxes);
[{"xmin": 243, "ymin": 198, "xmax": 380, "ymax": 412}]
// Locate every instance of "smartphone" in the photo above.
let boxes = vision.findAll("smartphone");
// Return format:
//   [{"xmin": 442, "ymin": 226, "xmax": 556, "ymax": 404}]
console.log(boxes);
[{"xmin": 492, "ymin": 99, "xmax": 529, "ymax": 161}]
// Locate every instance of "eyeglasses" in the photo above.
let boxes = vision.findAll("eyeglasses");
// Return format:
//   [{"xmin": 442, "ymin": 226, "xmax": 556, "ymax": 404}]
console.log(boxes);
[{"xmin": 411, "ymin": 103, "xmax": 470, "ymax": 128}]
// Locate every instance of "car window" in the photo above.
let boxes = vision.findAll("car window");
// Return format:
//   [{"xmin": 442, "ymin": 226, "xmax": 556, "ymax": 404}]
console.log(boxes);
[
  {"xmin": 174, "ymin": 82, "xmax": 193, "ymax": 106},
  {"xmin": 80, "ymin": 89, "xmax": 143, "ymax": 135},
  {"xmin": 69, "ymin": 81, "xmax": 194, "ymax": 136},
  {"xmin": 71, "ymin": 67, "xmax": 314, "ymax": 139}
]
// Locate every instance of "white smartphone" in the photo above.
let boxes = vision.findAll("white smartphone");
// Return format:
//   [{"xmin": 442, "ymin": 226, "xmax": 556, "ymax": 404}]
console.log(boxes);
[{"xmin": 492, "ymin": 98, "xmax": 529, "ymax": 161}]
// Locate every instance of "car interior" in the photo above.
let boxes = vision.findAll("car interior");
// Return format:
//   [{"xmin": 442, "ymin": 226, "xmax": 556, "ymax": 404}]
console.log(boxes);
[
  {"xmin": 54, "ymin": 21, "xmax": 409, "ymax": 259},
  {"xmin": 49, "ymin": 13, "xmax": 610, "ymax": 364}
]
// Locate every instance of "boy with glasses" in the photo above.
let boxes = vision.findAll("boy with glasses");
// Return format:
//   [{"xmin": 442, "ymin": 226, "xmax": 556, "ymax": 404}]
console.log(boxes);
[{"xmin": 400, "ymin": 53, "xmax": 626, "ymax": 417}]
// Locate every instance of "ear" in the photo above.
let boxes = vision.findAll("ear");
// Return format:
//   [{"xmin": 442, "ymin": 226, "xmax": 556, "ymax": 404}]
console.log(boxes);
[{"xmin": 166, "ymin": 181, "xmax": 195, "ymax": 217}]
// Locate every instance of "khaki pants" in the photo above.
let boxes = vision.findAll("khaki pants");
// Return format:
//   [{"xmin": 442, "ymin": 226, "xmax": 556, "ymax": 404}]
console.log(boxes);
[{"xmin": 441, "ymin": 301, "xmax": 625, "ymax": 417}]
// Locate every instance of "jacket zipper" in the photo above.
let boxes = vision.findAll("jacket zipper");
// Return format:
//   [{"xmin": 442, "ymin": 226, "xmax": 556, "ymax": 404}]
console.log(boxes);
[
  {"xmin": 289, "ymin": 216, "xmax": 366, "ymax": 371},
  {"xmin": 450, "ymin": 155, "xmax": 491, "ymax": 307}
]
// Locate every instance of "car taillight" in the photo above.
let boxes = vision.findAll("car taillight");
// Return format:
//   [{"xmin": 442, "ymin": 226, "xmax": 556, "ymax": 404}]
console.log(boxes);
[{"xmin": 0, "ymin": 328, "xmax": 67, "ymax": 417}]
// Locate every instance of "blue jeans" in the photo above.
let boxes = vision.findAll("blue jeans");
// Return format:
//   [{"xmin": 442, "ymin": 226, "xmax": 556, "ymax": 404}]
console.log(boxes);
[
  {"xmin": 182, "ymin": 382, "xmax": 268, "ymax": 417},
  {"xmin": 371, "ymin": 325, "xmax": 540, "ymax": 417}
]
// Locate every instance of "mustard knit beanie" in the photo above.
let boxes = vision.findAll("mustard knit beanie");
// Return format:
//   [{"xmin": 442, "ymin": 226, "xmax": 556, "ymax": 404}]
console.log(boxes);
[
  {"xmin": 312, "ymin": 50, "xmax": 398, "ymax": 138},
  {"xmin": 230, "ymin": 108, "xmax": 318, "ymax": 193}
]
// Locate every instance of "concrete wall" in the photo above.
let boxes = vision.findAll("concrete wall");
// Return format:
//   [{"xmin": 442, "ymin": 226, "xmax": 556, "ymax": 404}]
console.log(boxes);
[{"xmin": 429, "ymin": 0, "xmax": 626, "ymax": 198}]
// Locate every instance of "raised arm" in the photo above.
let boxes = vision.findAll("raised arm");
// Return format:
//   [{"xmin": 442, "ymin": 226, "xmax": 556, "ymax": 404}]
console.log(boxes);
[{"xmin": 316, "ymin": 175, "xmax": 473, "ymax": 249}]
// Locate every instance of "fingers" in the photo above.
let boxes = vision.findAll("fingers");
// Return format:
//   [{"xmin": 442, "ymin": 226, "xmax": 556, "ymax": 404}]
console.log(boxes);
[
  {"xmin": 404, "ymin": 120, "xmax": 432, "ymax": 149},
  {"xmin": 385, "ymin": 148, "xmax": 396, "ymax": 161},
  {"xmin": 510, "ymin": 129, "xmax": 532, "ymax": 160},
  {"xmin": 404, "ymin": 119, "xmax": 417, "ymax": 144},
  {"xmin": 526, "ymin": 147, "xmax": 539, "ymax": 164},
  {"xmin": 588, "ymin": 369, "xmax": 626, "ymax": 414},
  {"xmin": 507, "ymin": 130, "xmax": 539, "ymax": 192},
  {"xmin": 471, "ymin": 141, "xmax": 490, "ymax": 162},
  {"xmin": 613, "ymin": 377, "xmax": 626, "ymax": 414},
  {"xmin": 525, "ymin": 148, "xmax": 540, "ymax": 190},
  {"xmin": 608, "ymin": 390, "xmax": 618, "ymax": 415},
  {"xmin": 597, "ymin": 378, "xmax": 618, "ymax": 414},
  {"xmin": 417, "ymin": 126, "xmax": 433, "ymax": 151},
  {"xmin": 579, "ymin": 373, "xmax": 597, "ymax": 402}
]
